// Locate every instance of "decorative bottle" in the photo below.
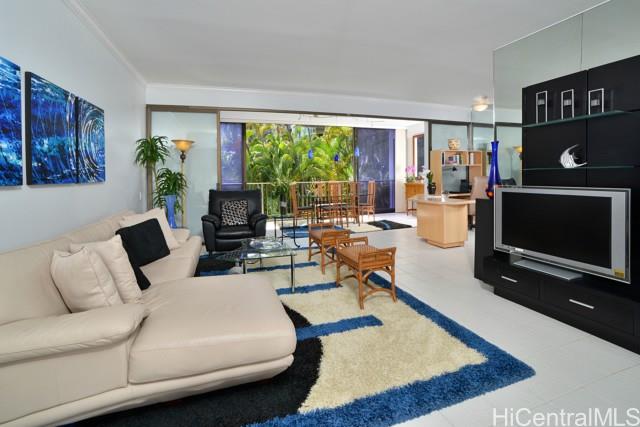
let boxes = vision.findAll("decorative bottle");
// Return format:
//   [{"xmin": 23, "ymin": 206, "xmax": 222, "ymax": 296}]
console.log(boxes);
[
  {"xmin": 486, "ymin": 140, "xmax": 502, "ymax": 199},
  {"xmin": 164, "ymin": 195, "xmax": 178, "ymax": 228}
]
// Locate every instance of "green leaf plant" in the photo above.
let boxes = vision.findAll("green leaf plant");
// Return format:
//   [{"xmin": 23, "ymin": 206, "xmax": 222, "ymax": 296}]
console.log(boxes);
[
  {"xmin": 153, "ymin": 168, "xmax": 188, "ymax": 214},
  {"xmin": 134, "ymin": 135, "xmax": 171, "ymax": 209}
]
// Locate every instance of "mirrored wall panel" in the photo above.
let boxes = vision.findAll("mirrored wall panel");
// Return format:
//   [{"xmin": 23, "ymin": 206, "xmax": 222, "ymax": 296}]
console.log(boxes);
[{"xmin": 151, "ymin": 111, "xmax": 218, "ymax": 235}]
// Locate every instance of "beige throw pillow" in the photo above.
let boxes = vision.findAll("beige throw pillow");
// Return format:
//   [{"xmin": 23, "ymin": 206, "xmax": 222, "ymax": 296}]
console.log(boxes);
[
  {"xmin": 70, "ymin": 235, "xmax": 143, "ymax": 303},
  {"xmin": 120, "ymin": 208, "xmax": 180, "ymax": 250},
  {"xmin": 51, "ymin": 248, "xmax": 123, "ymax": 312}
]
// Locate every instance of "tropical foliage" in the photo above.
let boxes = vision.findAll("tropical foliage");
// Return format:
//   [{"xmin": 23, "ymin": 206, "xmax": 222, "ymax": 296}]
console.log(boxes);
[
  {"xmin": 245, "ymin": 124, "xmax": 354, "ymax": 214},
  {"xmin": 134, "ymin": 135, "xmax": 170, "ymax": 174},
  {"xmin": 153, "ymin": 168, "xmax": 188, "ymax": 214},
  {"xmin": 135, "ymin": 135, "xmax": 171, "ymax": 209}
]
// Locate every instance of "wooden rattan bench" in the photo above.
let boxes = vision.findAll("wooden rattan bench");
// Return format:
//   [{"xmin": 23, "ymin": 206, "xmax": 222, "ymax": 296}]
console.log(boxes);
[
  {"xmin": 308, "ymin": 223, "xmax": 351, "ymax": 274},
  {"xmin": 335, "ymin": 236, "xmax": 397, "ymax": 309}
]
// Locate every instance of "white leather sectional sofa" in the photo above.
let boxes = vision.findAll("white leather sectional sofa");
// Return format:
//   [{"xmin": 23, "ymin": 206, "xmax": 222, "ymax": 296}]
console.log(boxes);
[{"xmin": 0, "ymin": 212, "xmax": 296, "ymax": 427}]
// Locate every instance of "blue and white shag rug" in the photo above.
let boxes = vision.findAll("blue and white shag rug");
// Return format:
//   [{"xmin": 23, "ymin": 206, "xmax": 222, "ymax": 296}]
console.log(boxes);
[
  {"xmin": 203, "ymin": 255, "xmax": 534, "ymax": 426},
  {"xmin": 82, "ymin": 255, "xmax": 534, "ymax": 427}
]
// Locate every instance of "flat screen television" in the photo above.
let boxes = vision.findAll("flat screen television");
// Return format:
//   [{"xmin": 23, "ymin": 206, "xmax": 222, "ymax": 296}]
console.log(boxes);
[{"xmin": 494, "ymin": 186, "xmax": 631, "ymax": 283}]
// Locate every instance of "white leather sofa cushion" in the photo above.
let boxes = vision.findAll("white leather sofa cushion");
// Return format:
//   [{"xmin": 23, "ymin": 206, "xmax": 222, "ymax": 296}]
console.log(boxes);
[
  {"xmin": 140, "ymin": 236, "xmax": 202, "ymax": 285},
  {"xmin": 129, "ymin": 275, "xmax": 296, "ymax": 383},
  {"xmin": 0, "ymin": 335, "xmax": 133, "ymax": 425},
  {"xmin": 140, "ymin": 256, "xmax": 195, "ymax": 286},
  {"xmin": 70, "ymin": 235, "xmax": 142, "ymax": 304},
  {"xmin": 51, "ymin": 249, "xmax": 123, "ymax": 312},
  {"xmin": 0, "ymin": 304, "xmax": 146, "ymax": 364},
  {"xmin": 172, "ymin": 228, "xmax": 191, "ymax": 245},
  {"xmin": 120, "ymin": 208, "xmax": 180, "ymax": 250},
  {"xmin": 0, "ymin": 237, "xmax": 71, "ymax": 325},
  {"xmin": 169, "ymin": 234, "xmax": 202, "ymax": 261}
]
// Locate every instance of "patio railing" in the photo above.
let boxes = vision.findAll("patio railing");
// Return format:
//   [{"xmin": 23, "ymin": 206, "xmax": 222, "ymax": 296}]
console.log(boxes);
[{"xmin": 239, "ymin": 180, "xmax": 393, "ymax": 216}]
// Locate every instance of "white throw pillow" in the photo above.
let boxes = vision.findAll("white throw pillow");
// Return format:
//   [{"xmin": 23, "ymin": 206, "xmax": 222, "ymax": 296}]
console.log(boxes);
[
  {"xmin": 51, "ymin": 248, "xmax": 123, "ymax": 312},
  {"xmin": 70, "ymin": 235, "xmax": 142, "ymax": 303},
  {"xmin": 120, "ymin": 208, "xmax": 180, "ymax": 250}
]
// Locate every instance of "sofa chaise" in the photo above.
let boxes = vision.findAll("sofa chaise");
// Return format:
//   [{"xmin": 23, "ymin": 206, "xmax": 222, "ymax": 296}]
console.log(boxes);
[{"xmin": 0, "ymin": 212, "xmax": 296, "ymax": 427}]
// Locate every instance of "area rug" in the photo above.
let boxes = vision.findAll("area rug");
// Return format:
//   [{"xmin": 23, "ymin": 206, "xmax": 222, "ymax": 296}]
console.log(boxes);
[
  {"xmin": 366, "ymin": 220, "xmax": 413, "ymax": 230},
  {"xmin": 280, "ymin": 221, "xmax": 412, "ymax": 239},
  {"xmin": 81, "ymin": 257, "xmax": 534, "ymax": 427}
]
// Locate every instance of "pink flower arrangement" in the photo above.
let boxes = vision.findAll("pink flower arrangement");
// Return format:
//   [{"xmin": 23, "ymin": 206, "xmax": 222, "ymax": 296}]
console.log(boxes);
[{"xmin": 405, "ymin": 165, "xmax": 418, "ymax": 182}]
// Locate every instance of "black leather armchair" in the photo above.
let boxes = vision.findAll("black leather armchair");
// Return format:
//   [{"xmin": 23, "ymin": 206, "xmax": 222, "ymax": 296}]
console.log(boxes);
[{"xmin": 202, "ymin": 189, "xmax": 268, "ymax": 253}]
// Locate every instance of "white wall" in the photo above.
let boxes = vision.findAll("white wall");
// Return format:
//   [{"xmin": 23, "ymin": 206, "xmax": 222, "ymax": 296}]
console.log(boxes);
[
  {"xmin": 147, "ymin": 84, "xmax": 472, "ymax": 123},
  {"xmin": 0, "ymin": 0, "xmax": 146, "ymax": 252},
  {"xmin": 394, "ymin": 129, "xmax": 407, "ymax": 213}
]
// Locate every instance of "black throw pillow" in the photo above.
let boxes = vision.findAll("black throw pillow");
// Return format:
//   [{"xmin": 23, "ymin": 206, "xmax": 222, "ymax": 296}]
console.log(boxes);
[
  {"xmin": 116, "ymin": 218, "xmax": 170, "ymax": 267},
  {"xmin": 130, "ymin": 260, "xmax": 151, "ymax": 291}
]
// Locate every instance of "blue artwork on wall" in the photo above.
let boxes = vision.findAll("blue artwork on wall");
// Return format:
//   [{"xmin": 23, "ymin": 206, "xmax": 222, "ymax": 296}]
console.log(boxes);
[
  {"xmin": 0, "ymin": 56, "xmax": 22, "ymax": 186},
  {"xmin": 25, "ymin": 72, "xmax": 77, "ymax": 184},
  {"xmin": 76, "ymin": 98, "xmax": 105, "ymax": 183}
]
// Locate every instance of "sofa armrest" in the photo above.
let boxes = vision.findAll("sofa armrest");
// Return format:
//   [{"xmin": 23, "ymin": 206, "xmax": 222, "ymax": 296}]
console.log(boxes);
[
  {"xmin": 171, "ymin": 227, "xmax": 191, "ymax": 244},
  {"xmin": 0, "ymin": 304, "xmax": 147, "ymax": 365},
  {"xmin": 249, "ymin": 213, "xmax": 268, "ymax": 229},
  {"xmin": 202, "ymin": 214, "xmax": 221, "ymax": 229}
]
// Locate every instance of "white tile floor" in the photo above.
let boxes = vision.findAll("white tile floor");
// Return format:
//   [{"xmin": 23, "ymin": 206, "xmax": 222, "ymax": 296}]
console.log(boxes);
[{"xmin": 346, "ymin": 213, "xmax": 640, "ymax": 427}]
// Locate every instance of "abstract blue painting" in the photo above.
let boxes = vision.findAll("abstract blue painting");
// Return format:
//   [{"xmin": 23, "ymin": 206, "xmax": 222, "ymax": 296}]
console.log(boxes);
[
  {"xmin": 0, "ymin": 56, "xmax": 22, "ymax": 186},
  {"xmin": 76, "ymin": 98, "xmax": 105, "ymax": 183},
  {"xmin": 26, "ymin": 72, "xmax": 77, "ymax": 184}
]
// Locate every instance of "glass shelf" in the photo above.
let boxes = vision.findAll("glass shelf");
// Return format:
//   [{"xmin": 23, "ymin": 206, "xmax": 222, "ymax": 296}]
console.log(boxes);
[
  {"xmin": 522, "ymin": 165, "xmax": 639, "ymax": 172},
  {"xmin": 522, "ymin": 110, "xmax": 626, "ymax": 128}
]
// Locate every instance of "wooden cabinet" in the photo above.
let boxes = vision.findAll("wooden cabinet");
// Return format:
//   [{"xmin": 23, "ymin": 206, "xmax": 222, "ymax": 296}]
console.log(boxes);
[
  {"xmin": 429, "ymin": 150, "xmax": 484, "ymax": 196},
  {"xmin": 416, "ymin": 199, "xmax": 472, "ymax": 248},
  {"xmin": 480, "ymin": 53, "xmax": 640, "ymax": 355},
  {"xmin": 587, "ymin": 113, "xmax": 640, "ymax": 167},
  {"xmin": 522, "ymin": 115, "xmax": 587, "ymax": 187},
  {"xmin": 522, "ymin": 71, "xmax": 587, "ymax": 125},
  {"xmin": 404, "ymin": 182, "xmax": 424, "ymax": 214},
  {"xmin": 588, "ymin": 55, "xmax": 640, "ymax": 113},
  {"xmin": 541, "ymin": 278, "xmax": 636, "ymax": 335}
]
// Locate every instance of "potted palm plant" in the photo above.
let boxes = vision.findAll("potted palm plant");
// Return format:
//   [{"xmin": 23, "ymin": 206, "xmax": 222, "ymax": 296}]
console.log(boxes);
[
  {"xmin": 153, "ymin": 168, "xmax": 188, "ymax": 228},
  {"xmin": 134, "ymin": 136, "xmax": 171, "ymax": 209}
]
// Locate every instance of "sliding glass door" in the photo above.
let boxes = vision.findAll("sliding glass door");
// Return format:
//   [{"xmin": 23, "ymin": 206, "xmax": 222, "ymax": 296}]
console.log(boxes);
[
  {"xmin": 220, "ymin": 123, "xmax": 244, "ymax": 190},
  {"xmin": 355, "ymin": 128, "xmax": 395, "ymax": 213}
]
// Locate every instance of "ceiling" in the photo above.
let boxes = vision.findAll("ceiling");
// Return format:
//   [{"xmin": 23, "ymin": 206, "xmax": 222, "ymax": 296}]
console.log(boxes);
[{"xmin": 77, "ymin": 0, "xmax": 606, "ymax": 107}]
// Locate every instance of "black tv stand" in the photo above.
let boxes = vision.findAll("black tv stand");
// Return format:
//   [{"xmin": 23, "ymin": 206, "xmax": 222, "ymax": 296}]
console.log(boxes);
[{"xmin": 475, "ymin": 199, "xmax": 640, "ymax": 354}]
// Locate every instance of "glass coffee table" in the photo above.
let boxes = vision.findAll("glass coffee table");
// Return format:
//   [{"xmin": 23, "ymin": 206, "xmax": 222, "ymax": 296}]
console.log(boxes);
[{"xmin": 211, "ymin": 237, "xmax": 297, "ymax": 292}]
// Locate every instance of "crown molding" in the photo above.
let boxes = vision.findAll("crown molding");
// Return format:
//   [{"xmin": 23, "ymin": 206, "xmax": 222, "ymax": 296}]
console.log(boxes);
[
  {"xmin": 145, "ymin": 82, "xmax": 472, "ymax": 112},
  {"xmin": 62, "ymin": 0, "xmax": 147, "ymax": 85}
]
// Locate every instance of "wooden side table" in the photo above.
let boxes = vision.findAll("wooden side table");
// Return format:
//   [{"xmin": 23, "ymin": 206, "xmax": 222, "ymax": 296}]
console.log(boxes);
[
  {"xmin": 405, "ymin": 182, "xmax": 425, "ymax": 215},
  {"xmin": 336, "ymin": 236, "xmax": 397, "ymax": 309},
  {"xmin": 308, "ymin": 223, "xmax": 351, "ymax": 274}
]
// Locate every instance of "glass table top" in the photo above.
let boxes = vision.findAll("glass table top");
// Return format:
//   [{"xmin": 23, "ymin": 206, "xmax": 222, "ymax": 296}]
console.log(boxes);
[{"xmin": 211, "ymin": 237, "xmax": 296, "ymax": 263}]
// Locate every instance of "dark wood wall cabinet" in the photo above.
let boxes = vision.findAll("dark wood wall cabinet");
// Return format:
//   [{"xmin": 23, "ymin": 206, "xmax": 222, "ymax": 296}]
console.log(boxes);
[
  {"xmin": 476, "ymin": 54, "xmax": 640, "ymax": 354},
  {"xmin": 475, "ymin": 200, "xmax": 640, "ymax": 354}
]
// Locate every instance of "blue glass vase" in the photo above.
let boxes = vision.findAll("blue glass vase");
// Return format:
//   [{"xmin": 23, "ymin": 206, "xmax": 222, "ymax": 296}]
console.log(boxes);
[
  {"xmin": 163, "ymin": 195, "xmax": 178, "ymax": 228},
  {"xmin": 486, "ymin": 140, "xmax": 502, "ymax": 199}
]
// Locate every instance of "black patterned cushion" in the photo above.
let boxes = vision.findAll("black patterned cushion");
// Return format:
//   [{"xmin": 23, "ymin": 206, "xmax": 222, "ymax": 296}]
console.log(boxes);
[{"xmin": 221, "ymin": 199, "xmax": 249, "ymax": 226}]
